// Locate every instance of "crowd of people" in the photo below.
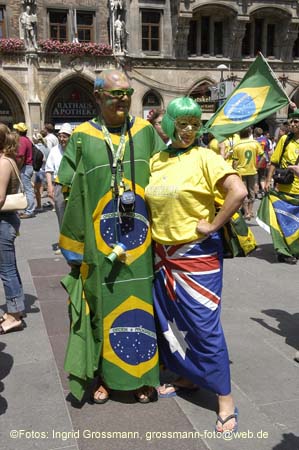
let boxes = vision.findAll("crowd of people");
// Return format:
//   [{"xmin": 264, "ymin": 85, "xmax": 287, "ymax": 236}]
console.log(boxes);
[
  {"xmin": 1, "ymin": 69, "xmax": 299, "ymax": 436},
  {"xmin": 0, "ymin": 120, "xmax": 73, "ymax": 332},
  {"xmin": 6, "ymin": 121, "xmax": 73, "ymax": 254}
]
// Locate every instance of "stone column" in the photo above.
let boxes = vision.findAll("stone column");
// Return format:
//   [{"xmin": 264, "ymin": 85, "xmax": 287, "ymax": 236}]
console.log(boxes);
[
  {"xmin": 210, "ymin": 19, "xmax": 215, "ymax": 56},
  {"xmin": 174, "ymin": 17, "xmax": 191, "ymax": 59},
  {"xmin": 279, "ymin": 22, "xmax": 299, "ymax": 61},
  {"xmin": 196, "ymin": 19, "xmax": 201, "ymax": 55},
  {"xmin": 26, "ymin": 52, "xmax": 40, "ymax": 103},
  {"xmin": 262, "ymin": 20, "xmax": 267, "ymax": 55},
  {"xmin": 229, "ymin": 18, "xmax": 247, "ymax": 59}
]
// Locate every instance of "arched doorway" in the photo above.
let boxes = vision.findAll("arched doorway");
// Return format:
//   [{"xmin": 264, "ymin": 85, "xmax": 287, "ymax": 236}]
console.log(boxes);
[
  {"xmin": 188, "ymin": 81, "xmax": 215, "ymax": 123},
  {"xmin": 45, "ymin": 77, "xmax": 97, "ymax": 129},
  {"xmin": 0, "ymin": 79, "xmax": 24, "ymax": 128}
]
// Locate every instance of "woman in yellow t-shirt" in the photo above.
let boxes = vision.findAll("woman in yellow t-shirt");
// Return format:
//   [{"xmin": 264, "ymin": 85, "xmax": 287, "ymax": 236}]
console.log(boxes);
[{"xmin": 145, "ymin": 97, "xmax": 247, "ymax": 433}]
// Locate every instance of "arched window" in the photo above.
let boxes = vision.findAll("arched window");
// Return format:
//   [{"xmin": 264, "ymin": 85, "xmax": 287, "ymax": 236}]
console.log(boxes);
[
  {"xmin": 187, "ymin": 6, "xmax": 235, "ymax": 57},
  {"xmin": 45, "ymin": 79, "xmax": 96, "ymax": 127},
  {"xmin": 242, "ymin": 8, "xmax": 290, "ymax": 58},
  {"xmin": 142, "ymin": 91, "xmax": 162, "ymax": 120}
]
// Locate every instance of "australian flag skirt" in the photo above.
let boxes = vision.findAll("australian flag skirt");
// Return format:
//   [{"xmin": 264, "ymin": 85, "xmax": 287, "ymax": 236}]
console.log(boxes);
[{"xmin": 153, "ymin": 232, "xmax": 231, "ymax": 396}]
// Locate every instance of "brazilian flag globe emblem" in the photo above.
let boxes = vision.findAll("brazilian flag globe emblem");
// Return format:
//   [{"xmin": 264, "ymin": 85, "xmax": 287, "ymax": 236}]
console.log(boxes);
[
  {"xmin": 103, "ymin": 296, "xmax": 158, "ymax": 378},
  {"xmin": 213, "ymin": 86, "xmax": 270, "ymax": 125},
  {"xmin": 204, "ymin": 54, "xmax": 289, "ymax": 142}
]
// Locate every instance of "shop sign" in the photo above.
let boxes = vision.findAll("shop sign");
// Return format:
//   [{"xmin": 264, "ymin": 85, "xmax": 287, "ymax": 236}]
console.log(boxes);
[{"xmin": 52, "ymin": 102, "xmax": 97, "ymax": 118}]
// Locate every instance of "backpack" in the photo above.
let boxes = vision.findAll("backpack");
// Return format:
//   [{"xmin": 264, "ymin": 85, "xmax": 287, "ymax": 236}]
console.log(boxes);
[{"xmin": 32, "ymin": 144, "xmax": 44, "ymax": 172}]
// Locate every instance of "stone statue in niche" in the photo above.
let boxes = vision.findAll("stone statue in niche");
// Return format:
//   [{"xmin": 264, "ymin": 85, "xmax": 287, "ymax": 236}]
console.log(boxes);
[
  {"xmin": 111, "ymin": 0, "xmax": 128, "ymax": 53},
  {"xmin": 19, "ymin": 4, "xmax": 38, "ymax": 50}
]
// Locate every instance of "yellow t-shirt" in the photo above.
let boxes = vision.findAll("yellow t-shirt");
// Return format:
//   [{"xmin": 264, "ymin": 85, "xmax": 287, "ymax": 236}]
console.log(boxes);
[
  {"xmin": 271, "ymin": 134, "xmax": 299, "ymax": 195},
  {"xmin": 208, "ymin": 138, "xmax": 220, "ymax": 154},
  {"xmin": 232, "ymin": 138, "xmax": 263, "ymax": 176},
  {"xmin": 145, "ymin": 147, "xmax": 236, "ymax": 245},
  {"xmin": 224, "ymin": 134, "xmax": 240, "ymax": 160}
]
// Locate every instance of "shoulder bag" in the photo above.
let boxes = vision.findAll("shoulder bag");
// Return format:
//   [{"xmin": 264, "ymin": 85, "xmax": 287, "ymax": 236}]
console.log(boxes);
[
  {"xmin": 273, "ymin": 133, "xmax": 299, "ymax": 185},
  {"xmin": 1, "ymin": 157, "xmax": 28, "ymax": 211}
]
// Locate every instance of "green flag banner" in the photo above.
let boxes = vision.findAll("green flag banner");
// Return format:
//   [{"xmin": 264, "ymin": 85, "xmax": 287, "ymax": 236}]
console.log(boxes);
[{"xmin": 204, "ymin": 54, "xmax": 289, "ymax": 141}]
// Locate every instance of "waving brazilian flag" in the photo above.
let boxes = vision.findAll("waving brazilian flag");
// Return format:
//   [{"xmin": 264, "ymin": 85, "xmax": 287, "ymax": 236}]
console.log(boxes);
[{"xmin": 204, "ymin": 54, "xmax": 289, "ymax": 141}]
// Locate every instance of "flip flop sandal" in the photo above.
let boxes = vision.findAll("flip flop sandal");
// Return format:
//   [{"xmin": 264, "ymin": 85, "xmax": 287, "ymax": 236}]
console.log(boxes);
[
  {"xmin": 215, "ymin": 407, "xmax": 239, "ymax": 433},
  {"xmin": 92, "ymin": 384, "xmax": 110, "ymax": 404},
  {"xmin": 134, "ymin": 387, "xmax": 158, "ymax": 403},
  {"xmin": 0, "ymin": 313, "xmax": 25, "ymax": 324},
  {"xmin": 157, "ymin": 383, "xmax": 179, "ymax": 398},
  {"xmin": 0, "ymin": 319, "xmax": 24, "ymax": 334}
]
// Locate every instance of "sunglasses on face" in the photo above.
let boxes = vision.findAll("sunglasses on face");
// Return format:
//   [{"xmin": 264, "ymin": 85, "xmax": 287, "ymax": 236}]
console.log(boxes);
[
  {"xmin": 99, "ymin": 88, "xmax": 134, "ymax": 98},
  {"xmin": 290, "ymin": 119, "xmax": 299, "ymax": 124},
  {"xmin": 175, "ymin": 119, "xmax": 201, "ymax": 131}
]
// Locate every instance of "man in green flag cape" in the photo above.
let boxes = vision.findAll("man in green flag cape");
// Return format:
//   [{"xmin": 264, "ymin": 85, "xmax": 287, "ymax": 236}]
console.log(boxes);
[
  {"xmin": 204, "ymin": 54, "xmax": 289, "ymax": 142},
  {"xmin": 58, "ymin": 69, "xmax": 167, "ymax": 403}
]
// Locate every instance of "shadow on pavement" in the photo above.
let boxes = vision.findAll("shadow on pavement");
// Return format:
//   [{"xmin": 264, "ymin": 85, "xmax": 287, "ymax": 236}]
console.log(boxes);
[
  {"xmin": 272, "ymin": 433, "xmax": 299, "ymax": 450},
  {"xmin": 248, "ymin": 243, "xmax": 277, "ymax": 263},
  {"xmin": 250, "ymin": 309, "xmax": 299, "ymax": 352},
  {"xmin": 24, "ymin": 293, "xmax": 40, "ymax": 316},
  {"xmin": 159, "ymin": 368, "xmax": 217, "ymax": 413},
  {"xmin": 0, "ymin": 342, "xmax": 13, "ymax": 416}
]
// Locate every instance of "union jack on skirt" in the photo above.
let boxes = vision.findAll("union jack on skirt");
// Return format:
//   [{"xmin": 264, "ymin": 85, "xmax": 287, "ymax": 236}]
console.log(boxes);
[{"xmin": 153, "ymin": 233, "xmax": 231, "ymax": 395}]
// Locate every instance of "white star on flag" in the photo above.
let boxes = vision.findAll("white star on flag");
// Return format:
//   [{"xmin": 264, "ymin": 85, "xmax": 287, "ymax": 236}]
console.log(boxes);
[{"xmin": 163, "ymin": 319, "xmax": 189, "ymax": 360}]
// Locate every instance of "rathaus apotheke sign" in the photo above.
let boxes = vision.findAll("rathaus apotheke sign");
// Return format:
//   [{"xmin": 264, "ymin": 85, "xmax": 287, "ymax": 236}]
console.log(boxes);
[{"xmin": 52, "ymin": 102, "xmax": 97, "ymax": 118}]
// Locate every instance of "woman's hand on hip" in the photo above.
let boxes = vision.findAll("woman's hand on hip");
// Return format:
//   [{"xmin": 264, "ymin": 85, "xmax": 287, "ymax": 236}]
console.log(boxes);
[{"xmin": 196, "ymin": 219, "xmax": 214, "ymax": 236}]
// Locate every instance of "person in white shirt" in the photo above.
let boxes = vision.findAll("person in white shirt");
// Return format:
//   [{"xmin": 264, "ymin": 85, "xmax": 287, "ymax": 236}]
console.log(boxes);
[
  {"xmin": 43, "ymin": 123, "xmax": 59, "ymax": 150},
  {"xmin": 45, "ymin": 123, "xmax": 72, "ymax": 230}
]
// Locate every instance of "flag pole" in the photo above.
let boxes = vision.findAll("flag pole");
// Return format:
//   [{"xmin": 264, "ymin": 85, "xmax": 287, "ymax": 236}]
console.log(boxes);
[{"xmin": 258, "ymin": 52, "xmax": 292, "ymax": 103}]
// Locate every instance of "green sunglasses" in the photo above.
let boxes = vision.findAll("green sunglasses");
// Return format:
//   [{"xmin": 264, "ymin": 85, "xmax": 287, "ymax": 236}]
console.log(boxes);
[{"xmin": 99, "ymin": 88, "xmax": 134, "ymax": 98}]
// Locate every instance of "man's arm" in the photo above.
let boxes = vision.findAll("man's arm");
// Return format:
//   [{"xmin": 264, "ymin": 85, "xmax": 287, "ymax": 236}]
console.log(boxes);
[
  {"xmin": 45, "ymin": 150, "xmax": 55, "ymax": 200},
  {"xmin": 265, "ymin": 164, "xmax": 276, "ymax": 191},
  {"xmin": 288, "ymin": 165, "xmax": 299, "ymax": 177},
  {"xmin": 264, "ymin": 134, "xmax": 287, "ymax": 191},
  {"xmin": 46, "ymin": 172, "xmax": 54, "ymax": 201}
]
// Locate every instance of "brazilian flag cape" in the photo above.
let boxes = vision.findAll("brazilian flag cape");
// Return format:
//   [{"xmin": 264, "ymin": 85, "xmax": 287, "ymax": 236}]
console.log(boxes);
[
  {"xmin": 257, "ymin": 190, "xmax": 299, "ymax": 257},
  {"xmin": 58, "ymin": 117, "xmax": 166, "ymax": 401}
]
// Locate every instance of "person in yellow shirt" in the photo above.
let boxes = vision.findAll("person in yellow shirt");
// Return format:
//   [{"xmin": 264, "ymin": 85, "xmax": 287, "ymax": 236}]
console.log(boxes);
[
  {"xmin": 223, "ymin": 133, "xmax": 240, "ymax": 164},
  {"xmin": 145, "ymin": 97, "xmax": 247, "ymax": 433},
  {"xmin": 232, "ymin": 127, "xmax": 264, "ymax": 220},
  {"xmin": 207, "ymin": 133, "xmax": 225, "ymax": 158}
]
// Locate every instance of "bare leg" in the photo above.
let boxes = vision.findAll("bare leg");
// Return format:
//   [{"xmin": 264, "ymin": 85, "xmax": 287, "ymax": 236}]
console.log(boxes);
[
  {"xmin": 248, "ymin": 201, "xmax": 254, "ymax": 218},
  {"xmin": 216, "ymin": 394, "xmax": 236, "ymax": 432},
  {"xmin": 34, "ymin": 181, "xmax": 42, "ymax": 209}
]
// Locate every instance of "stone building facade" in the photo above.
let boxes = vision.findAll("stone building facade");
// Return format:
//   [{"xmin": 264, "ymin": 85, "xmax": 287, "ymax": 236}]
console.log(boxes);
[{"xmin": 1, "ymin": 0, "xmax": 299, "ymax": 135}]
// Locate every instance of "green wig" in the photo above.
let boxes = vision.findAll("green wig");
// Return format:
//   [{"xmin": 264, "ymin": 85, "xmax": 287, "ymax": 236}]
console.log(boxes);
[{"xmin": 161, "ymin": 97, "xmax": 202, "ymax": 142}]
